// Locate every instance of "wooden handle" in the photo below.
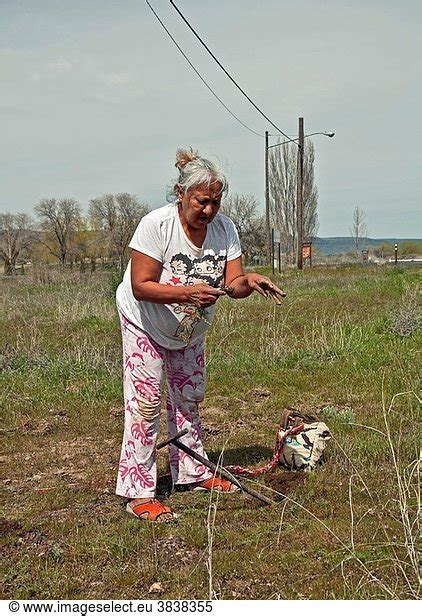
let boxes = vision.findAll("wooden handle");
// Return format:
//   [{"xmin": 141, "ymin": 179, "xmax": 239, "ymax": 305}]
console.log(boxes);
[
  {"xmin": 156, "ymin": 429, "xmax": 189, "ymax": 450},
  {"xmin": 171, "ymin": 438, "xmax": 276, "ymax": 506}
]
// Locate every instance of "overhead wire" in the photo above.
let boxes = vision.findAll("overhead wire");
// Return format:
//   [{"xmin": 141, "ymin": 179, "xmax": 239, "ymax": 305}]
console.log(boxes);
[
  {"xmin": 145, "ymin": 0, "xmax": 264, "ymax": 138},
  {"xmin": 170, "ymin": 0, "xmax": 296, "ymax": 145}
]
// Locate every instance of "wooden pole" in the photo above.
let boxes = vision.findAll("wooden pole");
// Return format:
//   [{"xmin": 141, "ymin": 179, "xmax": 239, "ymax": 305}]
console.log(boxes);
[
  {"xmin": 296, "ymin": 117, "xmax": 304, "ymax": 270},
  {"xmin": 265, "ymin": 131, "xmax": 271, "ymax": 264},
  {"xmin": 271, "ymin": 228, "xmax": 275, "ymax": 275}
]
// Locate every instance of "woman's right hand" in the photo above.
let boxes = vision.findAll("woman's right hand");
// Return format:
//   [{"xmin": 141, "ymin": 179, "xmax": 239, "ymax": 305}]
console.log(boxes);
[{"xmin": 185, "ymin": 284, "xmax": 226, "ymax": 308}]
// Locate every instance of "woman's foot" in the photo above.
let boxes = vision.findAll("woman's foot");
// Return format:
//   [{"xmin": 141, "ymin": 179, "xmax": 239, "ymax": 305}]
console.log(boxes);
[
  {"xmin": 197, "ymin": 477, "xmax": 240, "ymax": 492},
  {"xmin": 126, "ymin": 498, "xmax": 175, "ymax": 522},
  {"xmin": 174, "ymin": 477, "xmax": 239, "ymax": 493}
]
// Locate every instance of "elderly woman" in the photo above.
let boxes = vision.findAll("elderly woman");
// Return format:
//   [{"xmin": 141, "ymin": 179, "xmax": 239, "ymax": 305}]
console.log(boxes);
[{"xmin": 115, "ymin": 148, "xmax": 284, "ymax": 522}]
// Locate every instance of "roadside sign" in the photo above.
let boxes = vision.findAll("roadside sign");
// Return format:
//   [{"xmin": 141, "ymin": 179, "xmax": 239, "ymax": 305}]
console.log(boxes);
[
  {"xmin": 302, "ymin": 243, "xmax": 312, "ymax": 261},
  {"xmin": 272, "ymin": 228, "xmax": 281, "ymax": 243}
]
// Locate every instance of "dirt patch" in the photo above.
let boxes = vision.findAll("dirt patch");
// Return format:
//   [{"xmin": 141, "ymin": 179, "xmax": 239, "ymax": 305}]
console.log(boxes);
[
  {"xmin": 264, "ymin": 469, "xmax": 306, "ymax": 499},
  {"xmin": 201, "ymin": 406, "xmax": 228, "ymax": 419},
  {"xmin": 78, "ymin": 493, "xmax": 121, "ymax": 518},
  {"xmin": 156, "ymin": 534, "xmax": 202, "ymax": 568},
  {"xmin": 20, "ymin": 411, "xmax": 69, "ymax": 436},
  {"xmin": 3, "ymin": 434, "xmax": 119, "ymax": 496},
  {"xmin": 0, "ymin": 518, "xmax": 23, "ymax": 535},
  {"xmin": 2, "ymin": 522, "xmax": 55, "ymax": 563}
]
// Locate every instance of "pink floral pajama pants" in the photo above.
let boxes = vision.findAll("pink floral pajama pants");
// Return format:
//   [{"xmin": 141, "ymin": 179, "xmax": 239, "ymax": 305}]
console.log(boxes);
[{"xmin": 116, "ymin": 310, "xmax": 213, "ymax": 499}]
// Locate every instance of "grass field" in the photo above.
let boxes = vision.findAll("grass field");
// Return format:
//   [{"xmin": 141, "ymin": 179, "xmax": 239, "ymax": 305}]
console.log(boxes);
[{"xmin": 1, "ymin": 264, "xmax": 420, "ymax": 600}]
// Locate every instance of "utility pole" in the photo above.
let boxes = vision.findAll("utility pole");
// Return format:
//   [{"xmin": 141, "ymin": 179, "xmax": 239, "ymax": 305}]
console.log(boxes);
[
  {"xmin": 265, "ymin": 130, "xmax": 271, "ymax": 264},
  {"xmin": 296, "ymin": 117, "xmax": 304, "ymax": 270}
]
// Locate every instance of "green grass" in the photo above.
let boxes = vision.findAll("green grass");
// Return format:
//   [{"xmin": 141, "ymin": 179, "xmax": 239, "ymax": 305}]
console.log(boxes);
[{"xmin": 1, "ymin": 265, "xmax": 420, "ymax": 599}]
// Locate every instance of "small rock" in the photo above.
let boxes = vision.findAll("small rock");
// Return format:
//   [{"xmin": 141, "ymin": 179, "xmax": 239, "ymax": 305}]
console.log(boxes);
[
  {"xmin": 250, "ymin": 388, "xmax": 271, "ymax": 399},
  {"xmin": 149, "ymin": 582, "xmax": 163, "ymax": 594}
]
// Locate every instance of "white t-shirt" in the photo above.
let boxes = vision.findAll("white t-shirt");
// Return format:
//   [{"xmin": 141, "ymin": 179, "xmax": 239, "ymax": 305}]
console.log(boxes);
[{"xmin": 116, "ymin": 203, "xmax": 242, "ymax": 349}]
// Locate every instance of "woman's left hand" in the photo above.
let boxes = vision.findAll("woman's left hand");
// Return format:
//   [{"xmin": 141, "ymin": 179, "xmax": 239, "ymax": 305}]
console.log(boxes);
[{"xmin": 245, "ymin": 273, "xmax": 287, "ymax": 300}]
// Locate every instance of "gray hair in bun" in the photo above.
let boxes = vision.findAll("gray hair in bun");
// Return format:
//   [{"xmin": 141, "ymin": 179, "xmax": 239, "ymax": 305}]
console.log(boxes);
[{"xmin": 168, "ymin": 147, "xmax": 229, "ymax": 202}]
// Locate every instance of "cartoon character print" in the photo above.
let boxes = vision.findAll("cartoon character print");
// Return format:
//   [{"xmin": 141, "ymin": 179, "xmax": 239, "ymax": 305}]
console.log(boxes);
[
  {"xmin": 169, "ymin": 252, "xmax": 226, "ymax": 342},
  {"xmin": 191, "ymin": 254, "xmax": 226, "ymax": 287},
  {"xmin": 169, "ymin": 254, "xmax": 191, "ymax": 285},
  {"xmin": 169, "ymin": 252, "xmax": 226, "ymax": 288}
]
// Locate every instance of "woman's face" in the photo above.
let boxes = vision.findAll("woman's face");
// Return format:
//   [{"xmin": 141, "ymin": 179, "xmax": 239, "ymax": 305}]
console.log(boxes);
[{"xmin": 178, "ymin": 182, "xmax": 222, "ymax": 230}]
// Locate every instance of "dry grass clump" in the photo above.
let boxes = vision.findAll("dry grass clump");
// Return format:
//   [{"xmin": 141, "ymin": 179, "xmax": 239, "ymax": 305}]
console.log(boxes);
[{"xmin": 388, "ymin": 287, "xmax": 421, "ymax": 337}]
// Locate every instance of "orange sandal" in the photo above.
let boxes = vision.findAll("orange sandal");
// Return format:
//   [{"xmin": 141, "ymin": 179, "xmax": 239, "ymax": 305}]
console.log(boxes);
[
  {"xmin": 193, "ymin": 477, "xmax": 240, "ymax": 493},
  {"xmin": 126, "ymin": 499, "xmax": 175, "ymax": 522}
]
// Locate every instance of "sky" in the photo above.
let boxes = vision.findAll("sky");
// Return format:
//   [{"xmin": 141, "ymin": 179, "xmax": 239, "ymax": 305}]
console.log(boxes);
[{"xmin": 1, "ymin": 0, "xmax": 421, "ymax": 237}]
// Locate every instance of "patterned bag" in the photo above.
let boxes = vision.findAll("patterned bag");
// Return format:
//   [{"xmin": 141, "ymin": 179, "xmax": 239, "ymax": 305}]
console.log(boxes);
[
  {"xmin": 226, "ymin": 409, "xmax": 332, "ymax": 477},
  {"xmin": 277, "ymin": 409, "xmax": 331, "ymax": 471}
]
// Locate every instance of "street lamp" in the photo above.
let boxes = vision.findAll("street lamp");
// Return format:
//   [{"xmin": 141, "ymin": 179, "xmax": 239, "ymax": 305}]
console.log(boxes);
[
  {"xmin": 265, "ymin": 121, "xmax": 335, "ymax": 269},
  {"xmin": 267, "ymin": 131, "xmax": 335, "ymax": 149}
]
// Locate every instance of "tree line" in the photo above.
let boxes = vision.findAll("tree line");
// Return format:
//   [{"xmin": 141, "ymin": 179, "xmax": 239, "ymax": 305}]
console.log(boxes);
[
  {"xmin": 1, "ymin": 141, "xmax": 321, "ymax": 275},
  {"xmin": 0, "ymin": 192, "xmax": 269, "ymax": 276},
  {"xmin": 0, "ymin": 194, "xmax": 148, "ymax": 276}
]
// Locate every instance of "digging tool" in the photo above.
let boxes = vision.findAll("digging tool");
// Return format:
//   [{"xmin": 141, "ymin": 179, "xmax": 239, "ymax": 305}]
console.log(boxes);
[
  {"xmin": 156, "ymin": 429, "xmax": 276, "ymax": 505},
  {"xmin": 157, "ymin": 429, "xmax": 189, "ymax": 450},
  {"xmin": 172, "ymin": 438, "xmax": 276, "ymax": 506}
]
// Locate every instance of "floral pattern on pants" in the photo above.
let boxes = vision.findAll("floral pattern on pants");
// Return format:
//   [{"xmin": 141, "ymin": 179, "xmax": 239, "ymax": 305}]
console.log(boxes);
[{"xmin": 116, "ymin": 309, "xmax": 213, "ymax": 499}]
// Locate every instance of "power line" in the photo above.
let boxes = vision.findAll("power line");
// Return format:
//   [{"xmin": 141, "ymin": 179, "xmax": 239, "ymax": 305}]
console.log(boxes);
[
  {"xmin": 170, "ymin": 0, "xmax": 296, "ymax": 145},
  {"xmin": 145, "ymin": 1, "xmax": 264, "ymax": 138}
]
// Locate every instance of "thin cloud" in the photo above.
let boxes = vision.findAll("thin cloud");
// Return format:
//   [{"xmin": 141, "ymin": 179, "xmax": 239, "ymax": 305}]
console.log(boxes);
[
  {"xmin": 47, "ymin": 59, "xmax": 73, "ymax": 73},
  {"xmin": 99, "ymin": 72, "xmax": 131, "ymax": 86}
]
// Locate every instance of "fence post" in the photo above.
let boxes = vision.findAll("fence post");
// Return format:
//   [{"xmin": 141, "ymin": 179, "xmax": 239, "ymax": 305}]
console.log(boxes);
[{"xmin": 271, "ymin": 229, "xmax": 275, "ymax": 275}]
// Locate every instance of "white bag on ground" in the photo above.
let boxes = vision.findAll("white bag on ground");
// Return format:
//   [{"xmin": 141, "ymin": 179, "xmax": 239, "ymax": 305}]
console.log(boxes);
[{"xmin": 278, "ymin": 409, "xmax": 331, "ymax": 471}]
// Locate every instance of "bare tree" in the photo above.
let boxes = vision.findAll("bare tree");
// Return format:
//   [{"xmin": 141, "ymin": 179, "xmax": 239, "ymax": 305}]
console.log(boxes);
[
  {"xmin": 222, "ymin": 194, "xmax": 266, "ymax": 263},
  {"xmin": 302, "ymin": 142, "xmax": 319, "ymax": 243},
  {"xmin": 66, "ymin": 216, "xmax": 103, "ymax": 270},
  {"xmin": 349, "ymin": 206, "xmax": 368, "ymax": 255},
  {"xmin": 269, "ymin": 140, "xmax": 319, "ymax": 263},
  {"xmin": 35, "ymin": 198, "xmax": 81, "ymax": 265},
  {"xmin": 0, "ymin": 212, "xmax": 34, "ymax": 275},
  {"xmin": 89, "ymin": 193, "xmax": 148, "ymax": 273}
]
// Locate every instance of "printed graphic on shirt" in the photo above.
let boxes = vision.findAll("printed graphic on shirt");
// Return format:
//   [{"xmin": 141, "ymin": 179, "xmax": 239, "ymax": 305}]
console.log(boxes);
[
  {"xmin": 168, "ymin": 251, "xmax": 226, "ymax": 342},
  {"xmin": 173, "ymin": 304, "xmax": 204, "ymax": 344},
  {"xmin": 169, "ymin": 252, "xmax": 226, "ymax": 287}
]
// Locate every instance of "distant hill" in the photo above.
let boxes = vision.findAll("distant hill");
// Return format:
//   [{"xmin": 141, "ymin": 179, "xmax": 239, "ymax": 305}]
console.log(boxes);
[{"xmin": 313, "ymin": 237, "xmax": 422, "ymax": 256}]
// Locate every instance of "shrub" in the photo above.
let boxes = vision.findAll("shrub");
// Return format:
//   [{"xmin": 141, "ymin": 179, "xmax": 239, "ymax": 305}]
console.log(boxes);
[{"xmin": 388, "ymin": 288, "xmax": 421, "ymax": 337}]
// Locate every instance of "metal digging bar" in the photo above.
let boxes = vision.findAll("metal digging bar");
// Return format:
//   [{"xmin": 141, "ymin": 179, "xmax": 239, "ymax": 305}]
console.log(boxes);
[
  {"xmin": 156, "ymin": 428, "xmax": 189, "ymax": 450},
  {"xmin": 156, "ymin": 429, "xmax": 275, "ymax": 506}
]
